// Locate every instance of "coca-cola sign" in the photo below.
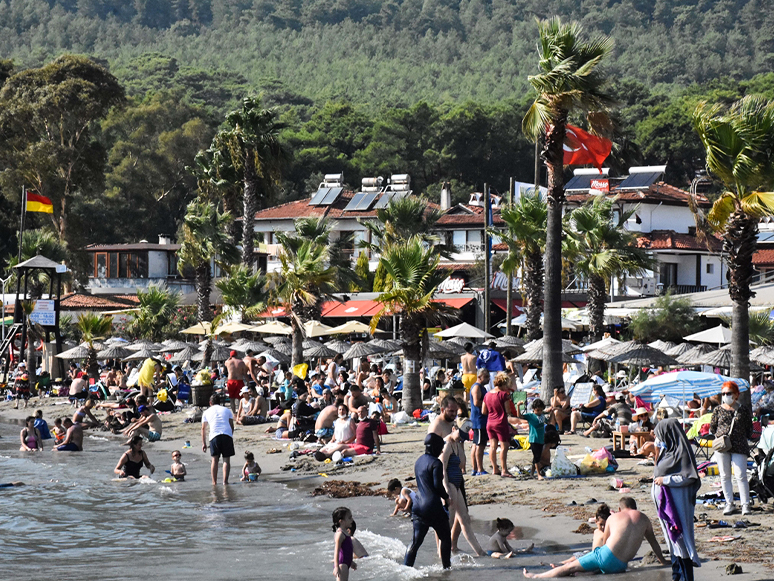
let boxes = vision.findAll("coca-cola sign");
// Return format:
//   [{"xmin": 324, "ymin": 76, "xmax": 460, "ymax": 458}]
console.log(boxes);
[
  {"xmin": 590, "ymin": 178, "xmax": 609, "ymax": 192},
  {"xmin": 437, "ymin": 277, "xmax": 465, "ymax": 293}
]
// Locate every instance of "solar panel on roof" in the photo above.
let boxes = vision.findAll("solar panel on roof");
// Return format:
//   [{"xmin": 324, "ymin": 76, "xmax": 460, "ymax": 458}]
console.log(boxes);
[
  {"xmin": 344, "ymin": 192, "xmax": 366, "ymax": 211},
  {"xmin": 309, "ymin": 187, "xmax": 330, "ymax": 205},
  {"xmin": 617, "ymin": 172, "xmax": 662, "ymax": 189},
  {"xmin": 320, "ymin": 186, "xmax": 343, "ymax": 205},
  {"xmin": 356, "ymin": 192, "xmax": 379, "ymax": 210},
  {"xmin": 564, "ymin": 175, "xmax": 594, "ymax": 191},
  {"xmin": 374, "ymin": 192, "xmax": 395, "ymax": 209}
]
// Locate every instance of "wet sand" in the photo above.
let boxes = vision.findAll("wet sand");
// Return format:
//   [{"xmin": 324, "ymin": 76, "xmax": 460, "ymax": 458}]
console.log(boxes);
[{"xmin": 2, "ymin": 396, "xmax": 772, "ymax": 579}]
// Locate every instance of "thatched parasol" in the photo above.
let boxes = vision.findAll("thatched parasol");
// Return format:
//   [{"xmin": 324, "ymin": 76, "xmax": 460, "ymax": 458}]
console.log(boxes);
[
  {"xmin": 304, "ymin": 343, "xmax": 339, "ymax": 359},
  {"xmin": 514, "ymin": 343, "xmax": 578, "ymax": 364},
  {"xmin": 159, "ymin": 340, "xmax": 190, "ymax": 352},
  {"xmin": 236, "ymin": 340, "xmax": 270, "ymax": 353},
  {"xmin": 696, "ymin": 346, "xmax": 732, "ymax": 368},
  {"xmin": 606, "ymin": 343, "xmax": 677, "ymax": 367},
  {"xmin": 325, "ymin": 339, "xmax": 351, "ymax": 354},
  {"xmin": 128, "ymin": 340, "xmax": 163, "ymax": 351},
  {"xmin": 523, "ymin": 338, "xmax": 583, "ymax": 355},
  {"xmin": 96, "ymin": 345, "xmax": 133, "ymax": 359},
  {"xmin": 343, "ymin": 341, "xmax": 386, "ymax": 360},
  {"xmin": 263, "ymin": 335, "xmax": 290, "ymax": 345},
  {"xmin": 665, "ymin": 342, "xmax": 694, "ymax": 357},
  {"xmin": 56, "ymin": 344, "xmax": 90, "ymax": 360},
  {"xmin": 123, "ymin": 347, "xmax": 159, "ymax": 361},
  {"xmin": 370, "ymin": 338, "xmax": 402, "ymax": 351},
  {"xmin": 648, "ymin": 340, "xmax": 677, "ymax": 352},
  {"xmin": 751, "ymin": 346, "xmax": 774, "ymax": 366},
  {"xmin": 260, "ymin": 348, "xmax": 290, "ymax": 365},
  {"xmin": 273, "ymin": 342, "xmax": 292, "ymax": 356},
  {"xmin": 170, "ymin": 346, "xmax": 198, "ymax": 363},
  {"xmin": 676, "ymin": 344, "xmax": 715, "ymax": 365}
]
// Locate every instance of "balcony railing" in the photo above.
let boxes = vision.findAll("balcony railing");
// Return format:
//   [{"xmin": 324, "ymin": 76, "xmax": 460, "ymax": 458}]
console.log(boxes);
[
  {"xmin": 656, "ymin": 284, "xmax": 707, "ymax": 295},
  {"xmin": 452, "ymin": 243, "xmax": 484, "ymax": 254}
]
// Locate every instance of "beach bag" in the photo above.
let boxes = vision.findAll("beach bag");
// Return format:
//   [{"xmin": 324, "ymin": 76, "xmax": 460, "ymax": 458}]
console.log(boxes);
[
  {"xmin": 712, "ymin": 412, "xmax": 737, "ymax": 453},
  {"xmin": 392, "ymin": 411, "xmax": 409, "ymax": 424},
  {"xmin": 550, "ymin": 447, "xmax": 578, "ymax": 477},
  {"xmin": 578, "ymin": 453, "xmax": 609, "ymax": 475}
]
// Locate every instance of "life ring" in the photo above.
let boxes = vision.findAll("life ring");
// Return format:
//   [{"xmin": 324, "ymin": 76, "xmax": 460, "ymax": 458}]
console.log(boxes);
[{"xmin": 10, "ymin": 334, "xmax": 43, "ymax": 352}]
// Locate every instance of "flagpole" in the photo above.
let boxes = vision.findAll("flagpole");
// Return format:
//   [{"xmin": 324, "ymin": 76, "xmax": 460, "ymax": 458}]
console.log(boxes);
[
  {"xmin": 18, "ymin": 185, "xmax": 26, "ymax": 264},
  {"xmin": 483, "ymin": 182, "xmax": 490, "ymax": 334}
]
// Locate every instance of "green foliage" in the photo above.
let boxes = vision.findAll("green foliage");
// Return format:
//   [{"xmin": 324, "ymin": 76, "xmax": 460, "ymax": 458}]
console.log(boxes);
[
  {"xmin": 372, "ymin": 261, "xmax": 388, "ymax": 292},
  {"xmin": 627, "ymin": 293, "xmax": 702, "ymax": 343},
  {"xmin": 75, "ymin": 312, "xmax": 113, "ymax": 345},
  {"xmin": 734, "ymin": 309, "xmax": 774, "ymax": 346},
  {"xmin": 352, "ymin": 251, "xmax": 373, "ymax": 292},
  {"xmin": 177, "ymin": 199, "xmax": 238, "ymax": 274},
  {"xmin": 127, "ymin": 284, "xmax": 181, "ymax": 341},
  {"xmin": 216, "ymin": 265, "xmax": 268, "ymax": 320}
]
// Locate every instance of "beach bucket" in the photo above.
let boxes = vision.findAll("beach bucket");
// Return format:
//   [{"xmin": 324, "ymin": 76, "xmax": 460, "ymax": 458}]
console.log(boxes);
[{"xmin": 191, "ymin": 384, "xmax": 213, "ymax": 407}]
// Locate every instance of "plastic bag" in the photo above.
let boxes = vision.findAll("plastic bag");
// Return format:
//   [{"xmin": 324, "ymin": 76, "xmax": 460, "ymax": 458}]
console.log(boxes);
[
  {"xmin": 550, "ymin": 447, "xmax": 579, "ymax": 478},
  {"xmin": 578, "ymin": 453, "xmax": 609, "ymax": 475},
  {"xmin": 392, "ymin": 411, "xmax": 409, "ymax": 424}
]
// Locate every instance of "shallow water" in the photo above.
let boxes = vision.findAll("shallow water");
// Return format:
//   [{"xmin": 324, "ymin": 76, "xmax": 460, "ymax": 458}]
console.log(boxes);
[{"xmin": 0, "ymin": 419, "xmax": 668, "ymax": 580}]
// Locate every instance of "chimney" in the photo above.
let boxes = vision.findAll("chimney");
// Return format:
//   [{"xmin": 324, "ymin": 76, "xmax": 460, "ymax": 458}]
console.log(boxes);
[
  {"xmin": 158, "ymin": 234, "xmax": 172, "ymax": 245},
  {"xmin": 440, "ymin": 181, "xmax": 452, "ymax": 211}
]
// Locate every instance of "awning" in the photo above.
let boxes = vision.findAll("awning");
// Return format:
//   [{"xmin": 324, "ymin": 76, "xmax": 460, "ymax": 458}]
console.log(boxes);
[
  {"xmin": 324, "ymin": 300, "xmax": 382, "ymax": 318},
  {"xmin": 432, "ymin": 297, "xmax": 475, "ymax": 309}
]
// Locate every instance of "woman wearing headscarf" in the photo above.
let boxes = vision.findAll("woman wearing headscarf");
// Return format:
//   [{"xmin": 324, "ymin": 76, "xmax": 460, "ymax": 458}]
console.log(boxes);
[{"xmin": 651, "ymin": 418, "xmax": 700, "ymax": 581}]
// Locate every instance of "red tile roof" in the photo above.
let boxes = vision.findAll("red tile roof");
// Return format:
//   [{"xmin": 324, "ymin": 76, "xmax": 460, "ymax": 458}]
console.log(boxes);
[
  {"xmin": 253, "ymin": 191, "xmax": 442, "ymax": 221},
  {"xmin": 566, "ymin": 182, "xmax": 711, "ymax": 207},
  {"xmin": 753, "ymin": 249, "xmax": 774, "ymax": 266},
  {"xmin": 636, "ymin": 230, "xmax": 721, "ymax": 252},
  {"xmin": 60, "ymin": 293, "xmax": 140, "ymax": 310},
  {"xmin": 85, "ymin": 243, "xmax": 180, "ymax": 251}
]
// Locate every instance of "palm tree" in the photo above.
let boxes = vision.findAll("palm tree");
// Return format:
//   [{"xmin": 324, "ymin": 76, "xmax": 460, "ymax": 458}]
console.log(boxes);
[
  {"xmin": 291, "ymin": 217, "xmax": 360, "ymax": 292},
  {"xmin": 128, "ymin": 284, "xmax": 180, "ymax": 342},
  {"xmin": 495, "ymin": 192, "xmax": 547, "ymax": 341},
  {"xmin": 178, "ymin": 199, "xmax": 239, "ymax": 323},
  {"xmin": 190, "ymin": 146, "xmax": 242, "ymax": 245},
  {"xmin": 6, "ymin": 229, "xmax": 68, "ymax": 299},
  {"xmin": 362, "ymin": 196, "xmax": 444, "ymax": 250},
  {"xmin": 371, "ymin": 236, "xmax": 456, "ymax": 413},
  {"xmin": 268, "ymin": 236, "xmax": 338, "ymax": 367},
  {"xmin": 216, "ymin": 265, "xmax": 268, "ymax": 322},
  {"xmin": 693, "ymin": 96, "xmax": 774, "ymax": 383},
  {"xmin": 522, "ymin": 17, "xmax": 614, "ymax": 400},
  {"xmin": 217, "ymin": 97, "xmax": 287, "ymax": 266},
  {"xmin": 75, "ymin": 312, "xmax": 113, "ymax": 379},
  {"xmin": 563, "ymin": 196, "xmax": 655, "ymax": 340}
]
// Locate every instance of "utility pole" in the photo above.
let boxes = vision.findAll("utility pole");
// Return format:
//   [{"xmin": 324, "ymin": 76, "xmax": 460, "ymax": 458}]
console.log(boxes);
[
  {"xmin": 483, "ymin": 182, "xmax": 491, "ymax": 335},
  {"xmin": 505, "ymin": 177, "xmax": 514, "ymax": 336},
  {"xmin": 18, "ymin": 186, "xmax": 26, "ymax": 264}
]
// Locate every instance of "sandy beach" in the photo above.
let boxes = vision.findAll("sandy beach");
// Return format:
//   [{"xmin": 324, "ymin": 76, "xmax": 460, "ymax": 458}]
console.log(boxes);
[{"xmin": 2, "ymin": 396, "xmax": 772, "ymax": 580}]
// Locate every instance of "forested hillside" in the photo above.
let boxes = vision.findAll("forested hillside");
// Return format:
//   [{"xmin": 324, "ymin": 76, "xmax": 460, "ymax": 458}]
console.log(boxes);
[
  {"xmin": 2, "ymin": 0, "xmax": 774, "ymax": 275},
  {"xmin": 1, "ymin": 0, "xmax": 773, "ymax": 105}
]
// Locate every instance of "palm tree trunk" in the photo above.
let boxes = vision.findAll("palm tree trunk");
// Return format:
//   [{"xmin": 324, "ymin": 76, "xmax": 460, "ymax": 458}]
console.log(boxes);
[
  {"xmin": 202, "ymin": 338, "xmax": 213, "ymax": 369},
  {"xmin": 242, "ymin": 152, "xmax": 258, "ymax": 267},
  {"xmin": 726, "ymin": 210, "xmax": 756, "ymax": 408},
  {"xmin": 402, "ymin": 340, "xmax": 422, "ymax": 414},
  {"xmin": 196, "ymin": 261, "xmax": 212, "ymax": 322},
  {"xmin": 588, "ymin": 273, "xmax": 606, "ymax": 341},
  {"xmin": 25, "ymin": 321, "xmax": 38, "ymax": 390},
  {"xmin": 541, "ymin": 112, "xmax": 568, "ymax": 402},
  {"xmin": 524, "ymin": 250, "xmax": 544, "ymax": 341},
  {"xmin": 291, "ymin": 308, "xmax": 304, "ymax": 368}
]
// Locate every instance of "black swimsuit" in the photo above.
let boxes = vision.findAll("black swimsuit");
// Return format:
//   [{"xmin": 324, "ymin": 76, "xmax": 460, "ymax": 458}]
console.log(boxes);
[{"xmin": 123, "ymin": 454, "xmax": 143, "ymax": 478}]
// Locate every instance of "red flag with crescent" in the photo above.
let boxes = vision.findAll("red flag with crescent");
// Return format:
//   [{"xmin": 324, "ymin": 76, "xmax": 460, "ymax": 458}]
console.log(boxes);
[{"xmin": 563, "ymin": 124, "xmax": 612, "ymax": 170}]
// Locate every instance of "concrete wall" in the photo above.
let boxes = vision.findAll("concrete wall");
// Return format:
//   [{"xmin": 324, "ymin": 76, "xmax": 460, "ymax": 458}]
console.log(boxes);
[{"xmin": 624, "ymin": 202, "xmax": 696, "ymax": 234}]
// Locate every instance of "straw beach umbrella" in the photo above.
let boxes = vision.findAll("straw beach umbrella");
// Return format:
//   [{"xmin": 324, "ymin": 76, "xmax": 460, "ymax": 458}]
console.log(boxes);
[
  {"xmin": 370, "ymin": 338, "xmax": 401, "ymax": 351},
  {"xmin": 56, "ymin": 344, "xmax": 90, "ymax": 360},
  {"xmin": 514, "ymin": 342, "xmax": 577, "ymax": 364},
  {"xmin": 170, "ymin": 346, "xmax": 198, "ymax": 363},
  {"xmin": 324, "ymin": 339, "xmax": 351, "ymax": 354},
  {"xmin": 665, "ymin": 342, "xmax": 694, "ymax": 357},
  {"xmin": 304, "ymin": 343, "xmax": 339, "ymax": 359},
  {"xmin": 676, "ymin": 344, "xmax": 715, "ymax": 365},
  {"xmin": 648, "ymin": 340, "xmax": 676, "ymax": 352},
  {"xmin": 123, "ymin": 347, "xmax": 158, "ymax": 361},
  {"xmin": 343, "ymin": 342, "xmax": 385, "ymax": 360},
  {"xmin": 606, "ymin": 343, "xmax": 677, "ymax": 367},
  {"xmin": 96, "ymin": 345, "xmax": 133, "ymax": 359}
]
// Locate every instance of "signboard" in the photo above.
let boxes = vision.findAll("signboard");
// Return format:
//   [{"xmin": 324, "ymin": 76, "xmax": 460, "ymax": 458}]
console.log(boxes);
[
  {"xmin": 570, "ymin": 382, "xmax": 594, "ymax": 407},
  {"xmin": 437, "ymin": 276, "xmax": 465, "ymax": 293},
  {"xmin": 30, "ymin": 299, "xmax": 56, "ymax": 327},
  {"xmin": 590, "ymin": 178, "xmax": 609, "ymax": 192},
  {"xmin": 490, "ymin": 271, "xmax": 520, "ymax": 290}
]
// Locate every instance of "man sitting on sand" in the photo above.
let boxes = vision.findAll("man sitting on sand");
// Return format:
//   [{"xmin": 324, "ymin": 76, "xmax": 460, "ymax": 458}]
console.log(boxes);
[
  {"xmin": 53, "ymin": 418, "xmax": 83, "ymax": 451},
  {"xmin": 121, "ymin": 405, "xmax": 163, "ymax": 442},
  {"xmin": 523, "ymin": 497, "xmax": 666, "ymax": 578}
]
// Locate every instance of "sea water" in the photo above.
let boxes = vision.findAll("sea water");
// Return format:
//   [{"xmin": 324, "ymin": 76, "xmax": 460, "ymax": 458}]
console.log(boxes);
[{"xmin": 0, "ymin": 419, "xmax": 668, "ymax": 580}]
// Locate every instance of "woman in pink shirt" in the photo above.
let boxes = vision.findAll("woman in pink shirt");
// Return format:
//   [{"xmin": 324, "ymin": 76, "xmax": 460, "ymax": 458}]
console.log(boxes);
[{"xmin": 481, "ymin": 372, "xmax": 518, "ymax": 477}]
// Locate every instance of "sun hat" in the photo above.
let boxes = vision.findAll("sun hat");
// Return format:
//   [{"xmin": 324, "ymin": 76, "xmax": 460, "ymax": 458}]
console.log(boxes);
[{"xmin": 634, "ymin": 407, "xmax": 650, "ymax": 417}]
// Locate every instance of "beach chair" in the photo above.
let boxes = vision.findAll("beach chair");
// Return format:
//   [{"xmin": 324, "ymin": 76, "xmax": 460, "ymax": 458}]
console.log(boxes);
[{"xmin": 686, "ymin": 413, "xmax": 715, "ymax": 463}]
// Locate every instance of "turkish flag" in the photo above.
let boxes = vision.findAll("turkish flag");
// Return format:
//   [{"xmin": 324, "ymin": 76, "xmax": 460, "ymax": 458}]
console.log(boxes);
[{"xmin": 563, "ymin": 124, "xmax": 612, "ymax": 170}]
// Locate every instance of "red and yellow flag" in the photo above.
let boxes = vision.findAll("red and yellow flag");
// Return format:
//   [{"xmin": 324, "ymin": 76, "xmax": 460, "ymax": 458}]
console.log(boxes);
[{"xmin": 26, "ymin": 192, "xmax": 54, "ymax": 214}]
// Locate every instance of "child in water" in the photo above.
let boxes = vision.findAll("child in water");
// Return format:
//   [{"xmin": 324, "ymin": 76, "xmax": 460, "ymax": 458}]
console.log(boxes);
[
  {"xmin": 487, "ymin": 518, "xmax": 534, "ymax": 558},
  {"xmin": 52, "ymin": 418, "xmax": 66, "ymax": 444},
  {"xmin": 170, "ymin": 450, "xmax": 186, "ymax": 481},
  {"xmin": 387, "ymin": 478, "xmax": 414, "ymax": 516},
  {"xmin": 332, "ymin": 507, "xmax": 356, "ymax": 581},
  {"xmin": 241, "ymin": 451, "xmax": 262, "ymax": 481}
]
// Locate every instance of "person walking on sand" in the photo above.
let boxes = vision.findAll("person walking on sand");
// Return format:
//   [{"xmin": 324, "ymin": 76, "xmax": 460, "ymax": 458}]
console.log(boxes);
[
  {"xmin": 460, "ymin": 343, "xmax": 477, "ymax": 392},
  {"xmin": 652, "ymin": 418, "xmax": 701, "ymax": 581},
  {"xmin": 523, "ymin": 497, "xmax": 666, "ymax": 578},
  {"xmin": 201, "ymin": 393, "xmax": 235, "ymax": 485},
  {"xmin": 481, "ymin": 372, "xmax": 517, "ymax": 477},
  {"xmin": 404, "ymin": 433, "xmax": 452, "ymax": 569},
  {"xmin": 469, "ymin": 368, "xmax": 489, "ymax": 475},
  {"xmin": 225, "ymin": 351, "xmax": 248, "ymax": 415}
]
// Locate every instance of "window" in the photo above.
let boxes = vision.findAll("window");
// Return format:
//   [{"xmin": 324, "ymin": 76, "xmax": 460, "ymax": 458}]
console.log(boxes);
[
  {"xmin": 659, "ymin": 263, "xmax": 678, "ymax": 287},
  {"xmin": 706, "ymin": 263, "xmax": 714, "ymax": 274},
  {"xmin": 452, "ymin": 231, "xmax": 466, "ymax": 248},
  {"xmin": 95, "ymin": 253, "xmax": 107, "ymax": 278},
  {"xmin": 119, "ymin": 253, "xmax": 129, "ymax": 278},
  {"xmin": 109, "ymin": 253, "xmax": 118, "ymax": 279}
]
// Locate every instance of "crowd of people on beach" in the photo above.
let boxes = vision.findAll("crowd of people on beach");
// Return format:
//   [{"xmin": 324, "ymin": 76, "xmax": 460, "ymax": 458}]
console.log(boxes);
[{"xmin": 4, "ymin": 337, "xmax": 770, "ymax": 581}]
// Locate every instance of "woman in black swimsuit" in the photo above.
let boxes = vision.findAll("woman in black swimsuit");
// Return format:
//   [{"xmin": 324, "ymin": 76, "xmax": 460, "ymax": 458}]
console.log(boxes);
[{"xmin": 114, "ymin": 436, "xmax": 155, "ymax": 479}]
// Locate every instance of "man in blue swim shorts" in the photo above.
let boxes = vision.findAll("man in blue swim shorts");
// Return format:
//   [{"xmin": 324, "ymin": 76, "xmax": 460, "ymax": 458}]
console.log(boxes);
[{"xmin": 523, "ymin": 497, "xmax": 666, "ymax": 578}]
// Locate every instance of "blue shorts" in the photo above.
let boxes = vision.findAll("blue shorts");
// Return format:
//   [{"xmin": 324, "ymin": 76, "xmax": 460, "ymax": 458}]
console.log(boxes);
[
  {"xmin": 577, "ymin": 546, "xmax": 627, "ymax": 574},
  {"xmin": 147, "ymin": 430, "xmax": 161, "ymax": 442},
  {"xmin": 315, "ymin": 427, "xmax": 334, "ymax": 439},
  {"xmin": 56, "ymin": 443, "xmax": 81, "ymax": 452},
  {"xmin": 472, "ymin": 428, "xmax": 488, "ymax": 446}
]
